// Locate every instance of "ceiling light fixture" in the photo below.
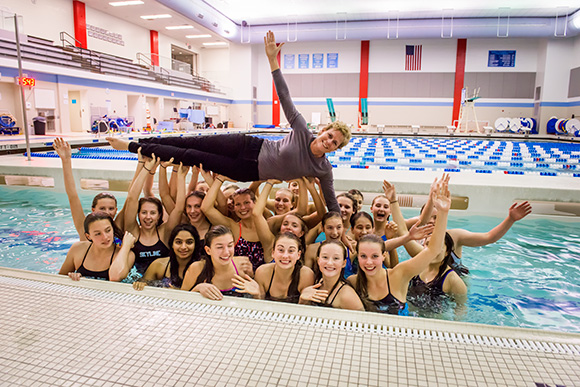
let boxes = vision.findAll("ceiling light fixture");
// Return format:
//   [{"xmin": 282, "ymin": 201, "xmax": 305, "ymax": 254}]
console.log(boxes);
[
  {"xmin": 186, "ymin": 34, "xmax": 212, "ymax": 38},
  {"xmin": 109, "ymin": 0, "xmax": 143, "ymax": 6},
  {"xmin": 165, "ymin": 25, "xmax": 194, "ymax": 30},
  {"xmin": 140, "ymin": 14, "xmax": 172, "ymax": 20},
  {"xmin": 203, "ymin": 42, "xmax": 227, "ymax": 46}
]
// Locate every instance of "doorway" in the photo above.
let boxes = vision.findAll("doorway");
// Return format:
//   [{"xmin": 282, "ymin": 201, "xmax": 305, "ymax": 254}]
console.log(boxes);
[{"xmin": 68, "ymin": 91, "xmax": 82, "ymax": 132}]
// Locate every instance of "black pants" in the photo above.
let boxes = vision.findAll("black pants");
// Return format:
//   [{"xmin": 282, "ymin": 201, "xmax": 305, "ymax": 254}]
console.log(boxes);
[{"xmin": 128, "ymin": 134, "xmax": 263, "ymax": 182}]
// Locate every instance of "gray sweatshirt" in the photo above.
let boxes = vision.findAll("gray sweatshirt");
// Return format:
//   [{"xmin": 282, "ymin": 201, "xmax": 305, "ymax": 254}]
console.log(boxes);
[{"xmin": 257, "ymin": 69, "xmax": 340, "ymax": 213}]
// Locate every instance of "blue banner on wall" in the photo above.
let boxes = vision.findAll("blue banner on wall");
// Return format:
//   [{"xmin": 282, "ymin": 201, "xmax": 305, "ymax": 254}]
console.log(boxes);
[
  {"xmin": 284, "ymin": 54, "xmax": 295, "ymax": 69},
  {"xmin": 327, "ymin": 53, "xmax": 338, "ymax": 68},
  {"xmin": 313, "ymin": 53, "xmax": 324, "ymax": 69},
  {"xmin": 298, "ymin": 54, "xmax": 309, "ymax": 69},
  {"xmin": 488, "ymin": 50, "xmax": 516, "ymax": 67}
]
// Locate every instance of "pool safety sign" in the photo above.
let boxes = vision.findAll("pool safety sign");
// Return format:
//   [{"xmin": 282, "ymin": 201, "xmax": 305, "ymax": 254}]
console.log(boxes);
[{"xmin": 488, "ymin": 50, "xmax": 516, "ymax": 67}]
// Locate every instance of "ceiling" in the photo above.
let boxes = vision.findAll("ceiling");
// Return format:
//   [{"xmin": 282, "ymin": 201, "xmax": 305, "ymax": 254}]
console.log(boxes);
[
  {"xmin": 81, "ymin": 0, "xmax": 580, "ymax": 49},
  {"xmin": 204, "ymin": 0, "xmax": 580, "ymax": 25}
]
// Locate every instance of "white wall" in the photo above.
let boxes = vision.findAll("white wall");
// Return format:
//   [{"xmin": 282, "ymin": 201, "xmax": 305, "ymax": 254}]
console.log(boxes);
[
  {"xmin": 85, "ymin": 6, "xmax": 149, "ymax": 62},
  {"xmin": 0, "ymin": 0, "xmax": 74, "ymax": 45}
]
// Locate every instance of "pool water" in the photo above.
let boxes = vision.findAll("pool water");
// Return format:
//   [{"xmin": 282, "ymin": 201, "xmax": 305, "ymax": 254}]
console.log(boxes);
[{"xmin": 1, "ymin": 186, "xmax": 579, "ymax": 333}]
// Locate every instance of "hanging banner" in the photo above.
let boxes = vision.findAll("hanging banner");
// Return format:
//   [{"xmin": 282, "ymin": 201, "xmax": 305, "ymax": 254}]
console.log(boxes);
[
  {"xmin": 284, "ymin": 54, "xmax": 295, "ymax": 69},
  {"xmin": 313, "ymin": 53, "xmax": 324, "ymax": 69},
  {"xmin": 327, "ymin": 53, "xmax": 338, "ymax": 68},
  {"xmin": 298, "ymin": 54, "xmax": 309, "ymax": 69}
]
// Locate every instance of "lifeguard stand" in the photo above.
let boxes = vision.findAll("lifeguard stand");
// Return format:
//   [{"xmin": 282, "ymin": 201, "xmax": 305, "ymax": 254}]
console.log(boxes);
[{"xmin": 455, "ymin": 87, "xmax": 482, "ymax": 133}]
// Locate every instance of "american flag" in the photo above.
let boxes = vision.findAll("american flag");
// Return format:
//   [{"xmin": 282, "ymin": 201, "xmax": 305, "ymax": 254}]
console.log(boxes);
[{"xmin": 405, "ymin": 45, "xmax": 422, "ymax": 71}]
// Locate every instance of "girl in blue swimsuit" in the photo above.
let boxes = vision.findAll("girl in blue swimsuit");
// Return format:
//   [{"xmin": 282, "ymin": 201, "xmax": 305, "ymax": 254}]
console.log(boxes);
[
  {"xmin": 347, "ymin": 177, "xmax": 451, "ymax": 315},
  {"xmin": 181, "ymin": 225, "xmax": 253, "ymax": 300}
]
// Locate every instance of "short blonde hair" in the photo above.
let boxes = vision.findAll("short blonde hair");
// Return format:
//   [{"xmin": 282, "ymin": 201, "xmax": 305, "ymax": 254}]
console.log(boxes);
[{"xmin": 321, "ymin": 121, "xmax": 351, "ymax": 148}]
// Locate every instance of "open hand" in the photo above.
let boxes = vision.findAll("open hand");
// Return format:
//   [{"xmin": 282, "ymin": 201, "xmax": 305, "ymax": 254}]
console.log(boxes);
[
  {"xmin": 382, "ymin": 180, "xmax": 397, "ymax": 202},
  {"xmin": 53, "ymin": 138, "xmax": 72, "ymax": 160},
  {"xmin": 508, "ymin": 201, "xmax": 532, "ymax": 221},
  {"xmin": 264, "ymin": 30, "xmax": 284, "ymax": 60}
]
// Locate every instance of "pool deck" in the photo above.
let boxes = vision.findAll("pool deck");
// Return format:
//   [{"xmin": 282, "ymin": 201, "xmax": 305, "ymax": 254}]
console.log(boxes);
[
  {"xmin": 1, "ymin": 267, "xmax": 578, "ymax": 387},
  {"xmin": 0, "ymin": 130, "xmax": 579, "ymax": 216}
]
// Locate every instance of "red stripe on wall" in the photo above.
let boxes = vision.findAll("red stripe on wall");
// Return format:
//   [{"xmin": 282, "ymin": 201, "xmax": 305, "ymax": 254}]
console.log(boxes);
[
  {"xmin": 72, "ymin": 0, "xmax": 87, "ymax": 49},
  {"xmin": 358, "ymin": 40, "xmax": 370, "ymax": 128},
  {"xmin": 272, "ymin": 49, "xmax": 281, "ymax": 126},
  {"xmin": 150, "ymin": 30, "xmax": 159, "ymax": 67},
  {"xmin": 452, "ymin": 39, "xmax": 467, "ymax": 126}
]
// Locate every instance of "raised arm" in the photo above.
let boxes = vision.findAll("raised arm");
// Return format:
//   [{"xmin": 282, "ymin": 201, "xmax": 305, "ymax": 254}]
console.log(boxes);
[
  {"xmin": 394, "ymin": 178, "xmax": 451, "ymax": 284},
  {"xmin": 302, "ymin": 177, "xmax": 327, "ymax": 228},
  {"xmin": 53, "ymin": 138, "xmax": 85, "ymax": 240},
  {"xmin": 382, "ymin": 180, "xmax": 424, "ymax": 257},
  {"xmin": 123, "ymin": 155, "xmax": 160, "ymax": 235},
  {"xmin": 158, "ymin": 158, "xmax": 176, "ymax": 214},
  {"xmin": 161, "ymin": 163, "xmax": 189, "ymax": 244},
  {"xmin": 448, "ymin": 201, "xmax": 532, "ymax": 250},
  {"xmin": 200, "ymin": 166, "xmax": 228, "ymax": 215},
  {"xmin": 252, "ymin": 180, "xmax": 278, "ymax": 262},
  {"xmin": 200, "ymin": 176, "xmax": 238, "ymax": 232}
]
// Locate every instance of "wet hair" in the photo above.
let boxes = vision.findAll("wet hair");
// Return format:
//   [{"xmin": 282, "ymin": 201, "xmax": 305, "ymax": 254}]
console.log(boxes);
[
  {"xmin": 167, "ymin": 224, "xmax": 202, "ymax": 288},
  {"xmin": 83, "ymin": 211, "xmax": 122, "ymax": 241},
  {"xmin": 280, "ymin": 213, "xmax": 308, "ymax": 252},
  {"xmin": 91, "ymin": 192, "xmax": 117, "ymax": 209},
  {"xmin": 194, "ymin": 225, "xmax": 234, "ymax": 287},
  {"xmin": 321, "ymin": 121, "xmax": 351, "ymax": 148},
  {"xmin": 350, "ymin": 211, "xmax": 374, "ymax": 230},
  {"xmin": 337, "ymin": 192, "xmax": 359, "ymax": 213},
  {"xmin": 321, "ymin": 211, "xmax": 342, "ymax": 227},
  {"xmin": 273, "ymin": 232, "xmax": 304, "ymax": 299},
  {"xmin": 348, "ymin": 189, "xmax": 364, "ymax": 201},
  {"xmin": 355, "ymin": 234, "xmax": 387, "ymax": 311},
  {"xmin": 137, "ymin": 197, "xmax": 164, "ymax": 226},
  {"xmin": 431, "ymin": 232, "xmax": 455, "ymax": 284},
  {"xmin": 314, "ymin": 239, "xmax": 348, "ymax": 282},
  {"xmin": 232, "ymin": 187, "xmax": 256, "ymax": 202}
]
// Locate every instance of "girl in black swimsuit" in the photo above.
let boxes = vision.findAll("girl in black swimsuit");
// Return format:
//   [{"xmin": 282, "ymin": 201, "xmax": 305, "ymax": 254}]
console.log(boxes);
[
  {"xmin": 232, "ymin": 232, "xmax": 314, "ymax": 303},
  {"xmin": 133, "ymin": 224, "xmax": 202, "ymax": 290},
  {"xmin": 299, "ymin": 240, "xmax": 364, "ymax": 311},
  {"xmin": 347, "ymin": 177, "xmax": 452, "ymax": 315},
  {"xmin": 124, "ymin": 156, "xmax": 189, "ymax": 274},
  {"xmin": 59, "ymin": 212, "xmax": 136, "ymax": 281}
]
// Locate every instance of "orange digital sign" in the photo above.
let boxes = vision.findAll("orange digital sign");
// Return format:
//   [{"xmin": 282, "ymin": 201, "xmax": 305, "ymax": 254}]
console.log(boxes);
[{"xmin": 19, "ymin": 77, "xmax": 36, "ymax": 87}]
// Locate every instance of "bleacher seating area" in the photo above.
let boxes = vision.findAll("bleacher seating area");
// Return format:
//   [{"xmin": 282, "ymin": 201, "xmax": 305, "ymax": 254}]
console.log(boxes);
[{"xmin": 0, "ymin": 34, "xmax": 223, "ymax": 94}]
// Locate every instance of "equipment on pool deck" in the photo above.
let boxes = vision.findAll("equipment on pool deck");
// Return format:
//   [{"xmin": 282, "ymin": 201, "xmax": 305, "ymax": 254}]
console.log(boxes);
[
  {"xmin": 0, "ymin": 113, "xmax": 20, "ymax": 135},
  {"xmin": 455, "ymin": 87, "xmax": 482, "ymax": 133},
  {"xmin": 495, "ymin": 117, "xmax": 537, "ymax": 134},
  {"xmin": 359, "ymin": 98, "xmax": 368, "ymax": 129},
  {"xmin": 326, "ymin": 98, "xmax": 337, "ymax": 123},
  {"xmin": 547, "ymin": 117, "xmax": 580, "ymax": 136}
]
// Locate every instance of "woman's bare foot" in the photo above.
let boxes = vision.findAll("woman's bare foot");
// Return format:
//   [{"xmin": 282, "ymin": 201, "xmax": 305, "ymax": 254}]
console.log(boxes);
[{"xmin": 106, "ymin": 137, "xmax": 129, "ymax": 151}]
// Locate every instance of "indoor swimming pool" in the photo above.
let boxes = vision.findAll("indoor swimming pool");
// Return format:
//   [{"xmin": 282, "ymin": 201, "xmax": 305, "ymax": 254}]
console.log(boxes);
[{"xmin": 1, "ymin": 186, "xmax": 578, "ymax": 334}]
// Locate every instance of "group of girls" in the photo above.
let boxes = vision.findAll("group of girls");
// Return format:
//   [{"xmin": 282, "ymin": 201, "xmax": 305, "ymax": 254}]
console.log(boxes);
[
  {"xmin": 55, "ymin": 29, "xmax": 533, "ymax": 317},
  {"xmin": 56, "ymin": 132, "xmax": 467, "ymax": 316}
]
